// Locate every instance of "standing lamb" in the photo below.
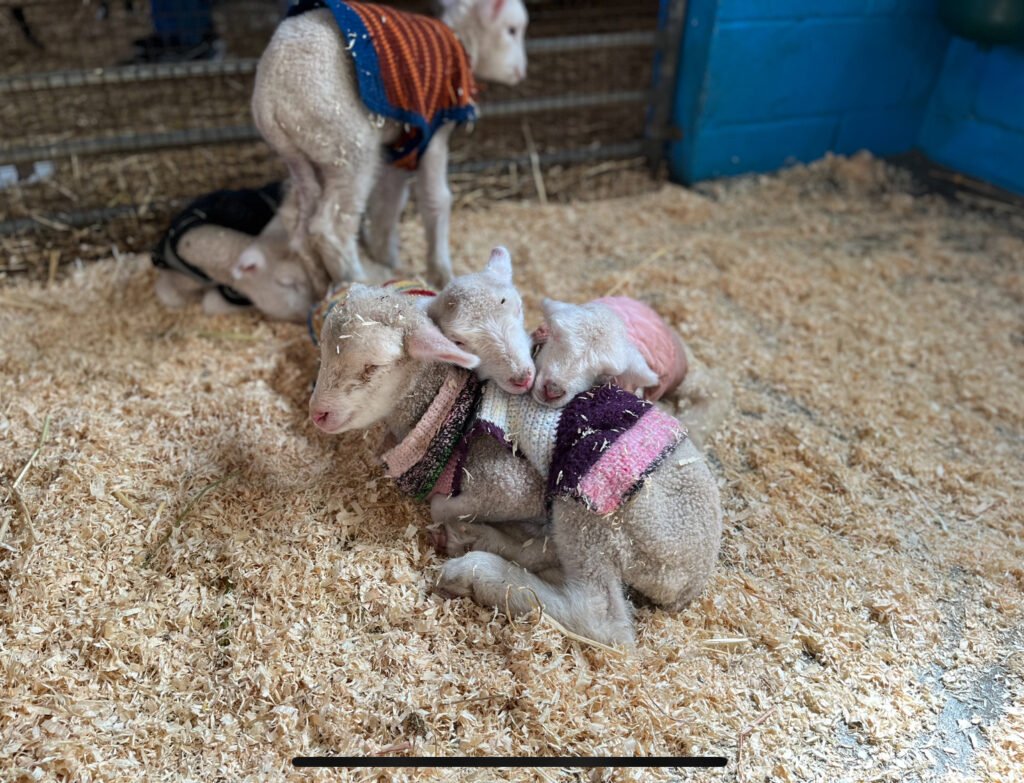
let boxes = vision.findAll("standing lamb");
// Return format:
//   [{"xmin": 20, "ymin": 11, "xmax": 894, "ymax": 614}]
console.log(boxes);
[
  {"xmin": 308, "ymin": 283, "xmax": 722, "ymax": 648},
  {"xmin": 252, "ymin": 0, "xmax": 528, "ymax": 290}
]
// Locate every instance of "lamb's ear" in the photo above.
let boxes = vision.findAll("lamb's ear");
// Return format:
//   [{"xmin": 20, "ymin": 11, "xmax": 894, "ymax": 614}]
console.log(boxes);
[
  {"xmin": 483, "ymin": 246, "xmax": 513, "ymax": 283},
  {"xmin": 232, "ymin": 245, "xmax": 266, "ymax": 279},
  {"xmin": 475, "ymin": 0, "xmax": 507, "ymax": 23},
  {"xmin": 611, "ymin": 349, "xmax": 659, "ymax": 390},
  {"xmin": 541, "ymin": 297, "xmax": 571, "ymax": 319},
  {"xmin": 531, "ymin": 322, "xmax": 550, "ymax": 345},
  {"xmin": 407, "ymin": 319, "xmax": 480, "ymax": 369}
]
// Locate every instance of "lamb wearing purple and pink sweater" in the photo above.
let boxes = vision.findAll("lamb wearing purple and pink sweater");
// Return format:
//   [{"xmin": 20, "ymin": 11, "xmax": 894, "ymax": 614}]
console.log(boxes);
[{"xmin": 532, "ymin": 295, "xmax": 687, "ymax": 403}]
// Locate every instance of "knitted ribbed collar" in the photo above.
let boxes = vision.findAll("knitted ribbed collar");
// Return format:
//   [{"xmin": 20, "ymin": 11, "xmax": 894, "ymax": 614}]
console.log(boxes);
[{"xmin": 381, "ymin": 367, "xmax": 483, "ymax": 500}]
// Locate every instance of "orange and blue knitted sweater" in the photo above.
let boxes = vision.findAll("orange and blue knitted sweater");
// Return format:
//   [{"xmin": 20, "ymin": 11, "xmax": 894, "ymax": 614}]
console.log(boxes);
[{"xmin": 288, "ymin": 0, "xmax": 478, "ymax": 170}]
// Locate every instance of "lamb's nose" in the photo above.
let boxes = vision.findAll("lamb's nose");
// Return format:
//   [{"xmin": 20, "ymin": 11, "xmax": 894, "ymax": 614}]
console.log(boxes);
[
  {"xmin": 311, "ymin": 409, "xmax": 331, "ymax": 427},
  {"xmin": 508, "ymin": 371, "xmax": 533, "ymax": 391},
  {"xmin": 543, "ymin": 382, "xmax": 565, "ymax": 402}
]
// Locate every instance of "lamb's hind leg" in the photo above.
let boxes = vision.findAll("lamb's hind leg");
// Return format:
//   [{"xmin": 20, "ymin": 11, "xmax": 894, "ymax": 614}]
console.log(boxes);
[
  {"xmin": 258, "ymin": 150, "xmax": 329, "ymax": 295},
  {"xmin": 311, "ymin": 149, "xmax": 380, "ymax": 283},
  {"xmin": 363, "ymin": 165, "xmax": 411, "ymax": 270}
]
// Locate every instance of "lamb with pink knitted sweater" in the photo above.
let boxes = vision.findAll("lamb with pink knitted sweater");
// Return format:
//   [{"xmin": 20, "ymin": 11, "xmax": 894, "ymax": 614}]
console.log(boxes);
[
  {"xmin": 531, "ymin": 296, "xmax": 684, "ymax": 402},
  {"xmin": 533, "ymin": 296, "xmax": 731, "ymax": 448}
]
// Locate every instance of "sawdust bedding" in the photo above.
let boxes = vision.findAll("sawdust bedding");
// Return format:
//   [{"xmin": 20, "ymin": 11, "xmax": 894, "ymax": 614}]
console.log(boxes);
[{"xmin": 1, "ymin": 153, "xmax": 1022, "ymax": 782}]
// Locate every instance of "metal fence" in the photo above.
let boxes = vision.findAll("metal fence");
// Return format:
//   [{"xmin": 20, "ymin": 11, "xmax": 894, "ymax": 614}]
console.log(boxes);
[{"xmin": 0, "ymin": 0, "xmax": 685, "ymax": 278}]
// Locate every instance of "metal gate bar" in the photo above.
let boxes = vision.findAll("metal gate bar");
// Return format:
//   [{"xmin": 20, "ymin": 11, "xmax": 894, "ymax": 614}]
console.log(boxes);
[
  {"xmin": 0, "ymin": 30, "xmax": 658, "ymax": 95},
  {"xmin": 1, "ymin": 91, "xmax": 649, "ymax": 164},
  {"xmin": 0, "ymin": 141, "xmax": 645, "ymax": 235}
]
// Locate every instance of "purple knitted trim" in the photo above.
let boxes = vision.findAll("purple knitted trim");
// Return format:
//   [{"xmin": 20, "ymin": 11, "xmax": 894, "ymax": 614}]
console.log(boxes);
[
  {"xmin": 444, "ymin": 420, "xmax": 517, "ymax": 497},
  {"xmin": 393, "ymin": 374, "xmax": 482, "ymax": 500},
  {"xmin": 547, "ymin": 384, "xmax": 650, "ymax": 499}
]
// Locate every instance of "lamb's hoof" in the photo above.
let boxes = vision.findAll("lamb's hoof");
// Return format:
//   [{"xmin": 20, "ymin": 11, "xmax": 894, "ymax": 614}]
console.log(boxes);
[
  {"xmin": 427, "ymin": 526, "xmax": 447, "ymax": 556},
  {"xmin": 440, "ymin": 522, "xmax": 478, "ymax": 558},
  {"xmin": 434, "ymin": 553, "xmax": 488, "ymax": 599}
]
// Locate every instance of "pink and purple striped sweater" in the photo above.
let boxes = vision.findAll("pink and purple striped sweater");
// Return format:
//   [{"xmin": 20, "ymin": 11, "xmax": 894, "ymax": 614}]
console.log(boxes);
[{"xmin": 382, "ymin": 370, "xmax": 686, "ymax": 515}]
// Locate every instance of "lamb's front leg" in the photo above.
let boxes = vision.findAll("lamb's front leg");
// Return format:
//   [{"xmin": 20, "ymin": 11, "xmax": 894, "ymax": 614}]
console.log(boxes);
[
  {"xmin": 436, "ymin": 515, "xmax": 561, "ymax": 574},
  {"xmin": 430, "ymin": 481, "xmax": 558, "ymax": 571},
  {"xmin": 201, "ymin": 289, "xmax": 252, "ymax": 316},
  {"xmin": 436, "ymin": 552, "xmax": 634, "ymax": 648},
  {"xmin": 414, "ymin": 124, "xmax": 454, "ymax": 288},
  {"xmin": 154, "ymin": 270, "xmax": 204, "ymax": 308},
  {"xmin": 429, "ymin": 438, "xmax": 553, "ymax": 568}
]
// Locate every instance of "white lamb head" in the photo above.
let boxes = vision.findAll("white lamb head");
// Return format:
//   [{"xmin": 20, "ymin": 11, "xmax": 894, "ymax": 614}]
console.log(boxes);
[
  {"xmin": 443, "ymin": 0, "xmax": 528, "ymax": 85},
  {"xmin": 427, "ymin": 246, "xmax": 535, "ymax": 395},
  {"xmin": 229, "ymin": 241, "xmax": 316, "ymax": 323},
  {"xmin": 309, "ymin": 284, "xmax": 479, "ymax": 434},
  {"xmin": 532, "ymin": 298, "xmax": 658, "ymax": 407}
]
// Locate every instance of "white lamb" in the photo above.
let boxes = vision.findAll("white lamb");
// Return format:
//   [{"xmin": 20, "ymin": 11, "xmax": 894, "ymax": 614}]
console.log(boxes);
[
  {"xmin": 533, "ymin": 297, "xmax": 734, "ymax": 449},
  {"xmin": 153, "ymin": 189, "xmax": 316, "ymax": 322},
  {"xmin": 426, "ymin": 247, "xmax": 536, "ymax": 395},
  {"xmin": 252, "ymin": 0, "xmax": 528, "ymax": 289},
  {"xmin": 308, "ymin": 283, "xmax": 723, "ymax": 648}
]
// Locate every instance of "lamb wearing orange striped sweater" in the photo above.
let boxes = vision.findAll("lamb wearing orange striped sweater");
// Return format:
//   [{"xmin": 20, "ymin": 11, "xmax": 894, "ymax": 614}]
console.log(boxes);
[{"xmin": 253, "ymin": 0, "xmax": 528, "ymax": 293}]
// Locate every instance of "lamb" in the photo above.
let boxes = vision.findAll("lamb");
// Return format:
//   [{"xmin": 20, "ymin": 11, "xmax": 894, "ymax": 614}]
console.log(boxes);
[
  {"xmin": 252, "ymin": 0, "xmax": 528, "ymax": 290},
  {"xmin": 426, "ymin": 247, "xmax": 536, "ymax": 395},
  {"xmin": 532, "ymin": 297, "xmax": 733, "ymax": 449},
  {"xmin": 307, "ymin": 283, "xmax": 723, "ymax": 648},
  {"xmin": 152, "ymin": 183, "xmax": 317, "ymax": 322}
]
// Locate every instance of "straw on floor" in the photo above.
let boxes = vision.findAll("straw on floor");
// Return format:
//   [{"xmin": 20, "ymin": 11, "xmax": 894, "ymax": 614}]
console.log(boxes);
[{"xmin": 1, "ymin": 153, "xmax": 1022, "ymax": 782}]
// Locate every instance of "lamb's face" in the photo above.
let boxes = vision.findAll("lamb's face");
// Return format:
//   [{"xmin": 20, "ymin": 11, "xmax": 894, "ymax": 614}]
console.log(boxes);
[
  {"xmin": 245, "ymin": 258, "xmax": 316, "ymax": 323},
  {"xmin": 531, "ymin": 302, "xmax": 610, "ymax": 407},
  {"xmin": 429, "ymin": 247, "xmax": 534, "ymax": 395},
  {"xmin": 533, "ymin": 299, "xmax": 660, "ymax": 406},
  {"xmin": 309, "ymin": 292, "xmax": 412, "ymax": 434},
  {"xmin": 430, "ymin": 283, "xmax": 533, "ymax": 395},
  {"xmin": 470, "ymin": 0, "xmax": 528, "ymax": 85},
  {"xmin": 309, "ymin": 286, "xmax": 481, "ymax": 434},
  {"xmin": 231, "ymin": 244, "xmax": 316, "ymax": 323},
  {"xmin": 533, "ymin": 299, "xmax": 649, "ymax": 407}
]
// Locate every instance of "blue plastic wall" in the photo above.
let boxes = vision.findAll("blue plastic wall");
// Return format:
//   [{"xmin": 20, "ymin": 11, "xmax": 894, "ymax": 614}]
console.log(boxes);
[
  {"xmin": 918, "ymin": 40, "xmax": 1024, "ymax": 195},
  {"xmin": 670, "ymin": 0, "xmax": 951, "ymax": 183}
]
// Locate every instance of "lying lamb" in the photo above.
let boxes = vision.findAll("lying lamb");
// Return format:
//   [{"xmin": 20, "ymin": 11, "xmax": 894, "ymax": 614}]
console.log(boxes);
[
  {"xmin": 422, "ymin": 251, "xmax": 732, "ymax": 448},
  {"xmin": 308, "ymin": 283, "xmax": 722, "ymax": 648},
  {"xmin": 533, "ymin": 297, "xmax": 733, "ymax": 449},
  {"xmin": 152, "ymin": 182, "xmax": 316, "ymax": 322},
  {"xmin": 425, "ymin": 247, "xmax": 536, "ymax": 395},
  {"xmin": 253, "ymin": 0, "xmax": 528, "ymax": 289}
]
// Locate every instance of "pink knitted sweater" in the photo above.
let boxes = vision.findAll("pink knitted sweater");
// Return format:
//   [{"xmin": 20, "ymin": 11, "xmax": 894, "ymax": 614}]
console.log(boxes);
[{"xmin": 594, "ymin": 296, "xmax": 688, "ymax": 401}]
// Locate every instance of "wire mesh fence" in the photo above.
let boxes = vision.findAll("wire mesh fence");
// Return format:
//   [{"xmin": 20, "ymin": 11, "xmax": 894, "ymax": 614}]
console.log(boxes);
[{"xmin": 0, "ymin": 0, "xmax": 682, "ymax": 280}]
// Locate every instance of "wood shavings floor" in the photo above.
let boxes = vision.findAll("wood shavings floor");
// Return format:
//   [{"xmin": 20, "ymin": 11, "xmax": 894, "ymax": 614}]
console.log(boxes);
[{"xmin": 1, "ymin": 154, "xmax": 1022, "ymax": 782}]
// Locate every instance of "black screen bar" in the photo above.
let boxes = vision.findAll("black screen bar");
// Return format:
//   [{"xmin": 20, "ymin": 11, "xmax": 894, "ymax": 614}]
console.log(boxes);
[{"xmin": 293, "ymin": 756, "xmax": 727, "ymax": 769}]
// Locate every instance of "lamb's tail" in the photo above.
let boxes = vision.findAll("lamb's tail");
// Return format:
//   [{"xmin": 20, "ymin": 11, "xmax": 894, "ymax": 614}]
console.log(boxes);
[{"xmin": 673, "ymin": 342, "xmax": 732, "ymax": 450}]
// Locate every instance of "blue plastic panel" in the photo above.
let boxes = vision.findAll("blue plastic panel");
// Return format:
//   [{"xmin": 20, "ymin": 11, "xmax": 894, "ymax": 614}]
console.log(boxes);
[{"xmin": 919, "ymin": 39, "xmax": 1024, "ymax": 194}]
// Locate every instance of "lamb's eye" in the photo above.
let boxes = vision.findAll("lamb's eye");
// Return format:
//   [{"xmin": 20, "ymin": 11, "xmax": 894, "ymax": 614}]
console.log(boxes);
[
  {"xmin": 360, "ymin": 364, "xmax": 378, "ymax": 381},
  {"xmin": 507, "ymin": 26, "xmax": 517, "ymax": 36},
  {"xmin": 500, "ymin": 298, "xmax": 506, "ymax": 305},
  {"xmin": 453, "ymin": 340, "xmax": 466, "ymax": 348}
]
